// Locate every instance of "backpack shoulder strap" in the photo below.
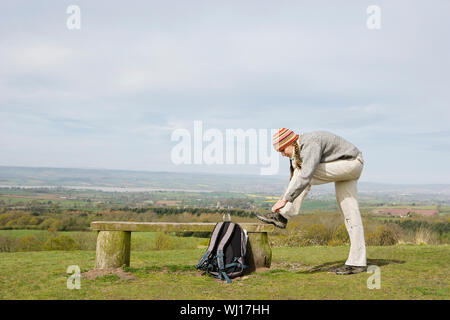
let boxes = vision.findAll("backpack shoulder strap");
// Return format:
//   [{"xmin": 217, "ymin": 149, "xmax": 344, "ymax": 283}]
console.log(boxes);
[
  {"xmin": 216, "ymin": 222, "xmax": 237, "ymax": 283},
  {"xmin": 196, "ymin": 222, "xmax": 224, "ymax": 269},
  {"xmin": 216, "ymin": 222, "xmax": 236, "ymax": 253},
  {"xmin": 208, "ymin": 222, "xmax": 225, "ymax": 251}
]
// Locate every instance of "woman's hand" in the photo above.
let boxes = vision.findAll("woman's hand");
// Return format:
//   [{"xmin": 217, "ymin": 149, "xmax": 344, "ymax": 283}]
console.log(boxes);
[{"xmin": 272, "ymin": 199, "xmax": 288, "ymax": 213}]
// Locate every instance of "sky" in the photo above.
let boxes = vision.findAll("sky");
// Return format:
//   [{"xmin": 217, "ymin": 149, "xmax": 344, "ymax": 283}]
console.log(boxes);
[{"xmin": 0, "ymin": 1, "xmax": 449, "ymax": 184}]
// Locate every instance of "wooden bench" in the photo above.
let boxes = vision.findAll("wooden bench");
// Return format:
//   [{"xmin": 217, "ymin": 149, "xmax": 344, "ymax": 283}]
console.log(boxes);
[{"xmin": 91, "ymin": 221, "xmax": 274, "ymax": 272}]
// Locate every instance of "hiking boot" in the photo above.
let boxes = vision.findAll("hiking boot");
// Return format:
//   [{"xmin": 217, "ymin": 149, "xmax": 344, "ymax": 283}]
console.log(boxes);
[
  {"xmin": 256, "ymin": 212, "xmax": 288, "ymax": 229},
  {"xmin": 335, "ymin": 265, "xmax": 367, "ymax": 275}
]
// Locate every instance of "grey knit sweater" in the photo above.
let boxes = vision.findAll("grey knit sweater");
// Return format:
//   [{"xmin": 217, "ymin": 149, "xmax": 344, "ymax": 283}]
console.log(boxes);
[{"xmin": 283, "ymin": 131, "xmax": 361, "ymax": 202}]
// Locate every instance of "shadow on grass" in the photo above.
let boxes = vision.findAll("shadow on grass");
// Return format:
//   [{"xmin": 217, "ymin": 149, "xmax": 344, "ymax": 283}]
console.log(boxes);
[
  {"xmin": 296, "ymin": 258, "xmax": 406, "ymax": 274},
  {"xmin": 123, "ymin": 265, "xmax": 197, "ymax": 273}
]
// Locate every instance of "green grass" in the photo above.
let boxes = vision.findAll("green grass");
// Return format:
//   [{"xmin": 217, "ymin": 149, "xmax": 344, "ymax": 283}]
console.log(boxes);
[
  {"xmin": 0, "ymin": 229, "xmax": 48, "ymax": 238},
  {"xmin": 0, "ymin": 245, "xmax": 448, "ymax": 299}
]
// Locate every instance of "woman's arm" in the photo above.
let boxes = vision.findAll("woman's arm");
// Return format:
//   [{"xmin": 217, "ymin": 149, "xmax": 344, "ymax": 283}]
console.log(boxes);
[{"xmin": 282, "ymin": 141, "xmax": 322, "ymax": 202}]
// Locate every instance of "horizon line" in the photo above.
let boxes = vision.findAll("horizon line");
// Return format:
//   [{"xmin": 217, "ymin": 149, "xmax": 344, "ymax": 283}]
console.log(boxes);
[{"xmin": 0, "ymin": 164, "xmax": 449, "ymax": 187}]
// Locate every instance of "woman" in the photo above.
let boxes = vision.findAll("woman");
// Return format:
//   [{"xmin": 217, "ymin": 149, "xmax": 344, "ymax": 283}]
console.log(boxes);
[{"xmin": 257, "ymin": 128, "xmax": 367, "ymax": 275}]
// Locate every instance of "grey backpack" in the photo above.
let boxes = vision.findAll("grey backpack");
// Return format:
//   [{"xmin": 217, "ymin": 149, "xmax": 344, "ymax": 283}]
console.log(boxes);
[{"xmin": 196, "ymin": 221, "xmax": 248, "ymax": 283}]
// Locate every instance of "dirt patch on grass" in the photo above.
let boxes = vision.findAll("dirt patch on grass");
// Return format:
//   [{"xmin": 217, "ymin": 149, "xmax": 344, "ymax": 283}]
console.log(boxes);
[{"xmin": 82, "ymin": 268, "xmax": 135, "ymax": 280}]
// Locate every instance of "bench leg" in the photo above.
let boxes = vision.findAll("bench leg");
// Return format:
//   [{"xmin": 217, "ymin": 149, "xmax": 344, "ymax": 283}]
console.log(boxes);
[
  {"xmin": 246, "ymin": 232, "xmax": 272, "ymax": 272},
  {"xmin": 95, "ymin": 231, "xmax": 131, "ymax": 269}
]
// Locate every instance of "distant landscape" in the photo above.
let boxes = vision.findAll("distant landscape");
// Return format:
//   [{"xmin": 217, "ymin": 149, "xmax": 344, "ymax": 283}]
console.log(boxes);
[
  {"xmin": 1, "ymin": 166, "xmax": 449, "ymax": 203},
  {"xmin": 0, "ymin": 165, "xmax": 448, "ymax": 299},
  {"xmin": 0, "ymin": 165, "xmax": 448, "ymax": 236}
]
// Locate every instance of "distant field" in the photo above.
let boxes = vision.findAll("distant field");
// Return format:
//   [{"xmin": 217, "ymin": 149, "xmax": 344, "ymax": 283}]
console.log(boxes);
[
  {"xmin": 0, "ymin": 194, "xmax": 90, "ymax": 209},
  {"xmin": 367, "ymin": 205, "xmax": 449, "ymax": 211},
  {"xmin": 0, "ymin": 245, "xmax": 448, "ymax": 299}
]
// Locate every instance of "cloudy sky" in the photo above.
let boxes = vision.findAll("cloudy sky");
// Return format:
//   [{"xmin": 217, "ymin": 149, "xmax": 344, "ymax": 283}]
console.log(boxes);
[{"xmin": 0, "ymin": 1, "xmax": 449, "ymax": 184}]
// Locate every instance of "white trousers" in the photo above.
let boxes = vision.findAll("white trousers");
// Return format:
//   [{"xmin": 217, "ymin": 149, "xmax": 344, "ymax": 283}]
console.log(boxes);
[{"xmin": 279, "ymin": 154, "xmax": 367, "ymax": 267}]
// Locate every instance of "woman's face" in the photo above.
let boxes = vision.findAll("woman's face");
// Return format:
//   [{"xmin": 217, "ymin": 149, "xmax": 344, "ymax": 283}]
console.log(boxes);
[{"xmin": 280, "ymin": 145, "xmax": 294, "ymax": 158}]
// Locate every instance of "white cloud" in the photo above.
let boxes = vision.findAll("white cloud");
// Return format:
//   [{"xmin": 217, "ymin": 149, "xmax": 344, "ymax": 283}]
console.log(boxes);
[{"xmin": 2, "ymin": 44, "xmax": 74, "ymax": 71}]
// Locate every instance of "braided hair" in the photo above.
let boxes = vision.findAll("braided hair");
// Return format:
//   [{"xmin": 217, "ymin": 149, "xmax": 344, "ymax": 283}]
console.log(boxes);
[{"xmin": 289, "ymin": 139, "xmax": 302, "ymax": 181}]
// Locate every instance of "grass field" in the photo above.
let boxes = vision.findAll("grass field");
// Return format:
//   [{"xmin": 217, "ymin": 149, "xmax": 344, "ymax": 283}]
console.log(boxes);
[
  {"xmin": 0, "ymin": 244, "xmax": 448, "ymax": 300},
  {"xmin": 0, "ymin": 229, "xmax": 208, "ymax": 252}
]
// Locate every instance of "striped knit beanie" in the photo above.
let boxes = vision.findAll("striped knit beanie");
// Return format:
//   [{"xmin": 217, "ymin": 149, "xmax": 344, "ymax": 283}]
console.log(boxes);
[{"xmin": 272, "ymin": 128, "xmax": 299, "ymax": 152}]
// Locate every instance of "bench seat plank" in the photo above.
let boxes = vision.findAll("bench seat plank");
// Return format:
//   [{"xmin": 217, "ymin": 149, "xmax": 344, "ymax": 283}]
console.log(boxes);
[{"xmin": 91, "ymin": 221, "xmax": 274, "ymax": 233}]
